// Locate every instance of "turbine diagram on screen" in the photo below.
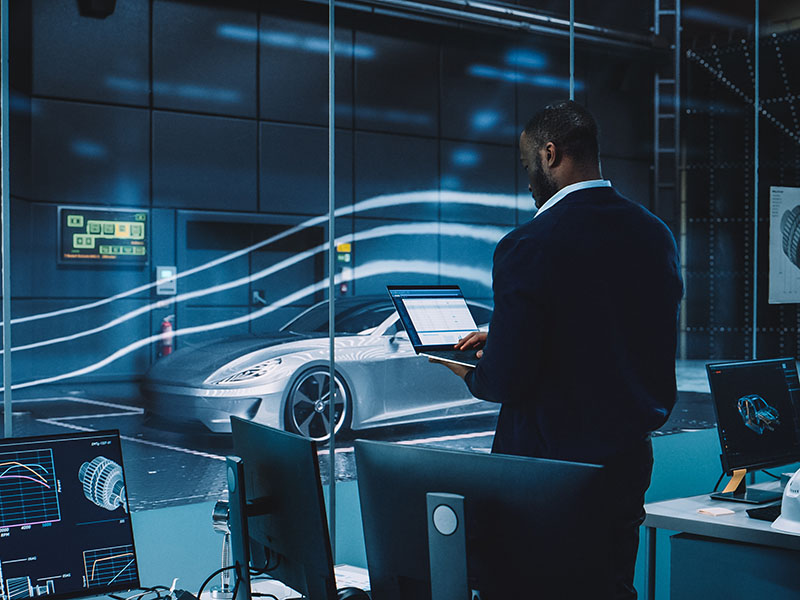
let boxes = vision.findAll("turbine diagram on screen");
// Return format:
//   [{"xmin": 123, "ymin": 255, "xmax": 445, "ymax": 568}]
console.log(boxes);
[
  {"xmin": 781, "ymin": 206, "xmax": 800, "ymax": 270},
  {"xmin": 78, "ymin": 457, "xmax": 127, "ymax": 513},
  {"xmin": 737, "ymin": 394, "xmax": 781, "ymax": 435}
]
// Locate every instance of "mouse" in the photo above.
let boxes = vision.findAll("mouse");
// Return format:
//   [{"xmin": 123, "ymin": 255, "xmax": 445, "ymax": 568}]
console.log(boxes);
[{"xmin": 336, "ymin": 586, "xmax": 370, "ymax": 600}]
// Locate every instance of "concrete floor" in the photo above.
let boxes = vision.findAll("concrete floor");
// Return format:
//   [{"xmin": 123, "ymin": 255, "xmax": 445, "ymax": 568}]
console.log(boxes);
[{"xmin": 2, "ymin": 359, "xmax": 717, "ymax": 511}]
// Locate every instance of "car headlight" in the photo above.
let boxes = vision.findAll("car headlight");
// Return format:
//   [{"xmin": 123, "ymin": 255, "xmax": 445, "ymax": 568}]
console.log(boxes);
[{"xmin": 209, "ymin": 358, "xmax": 283, "ymax": 385}]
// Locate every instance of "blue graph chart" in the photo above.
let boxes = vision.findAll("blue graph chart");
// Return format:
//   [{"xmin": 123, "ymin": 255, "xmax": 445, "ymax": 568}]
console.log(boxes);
[
  {"xmin": 83, "ymin": 545, "xmax": 137, "ymax": 589},
  {"xmin": 0, "ymin": 448, "xmax": 61, "ymax": 528}
]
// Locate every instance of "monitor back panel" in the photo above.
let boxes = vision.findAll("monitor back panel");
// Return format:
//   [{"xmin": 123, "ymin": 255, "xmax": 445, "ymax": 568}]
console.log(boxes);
[{"xmin": 355, "ymin": 440, "xmax": 612, "ymax": 600}]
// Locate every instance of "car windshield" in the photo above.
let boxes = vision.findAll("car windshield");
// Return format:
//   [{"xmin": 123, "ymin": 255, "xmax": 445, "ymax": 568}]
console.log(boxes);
[{"xmin": 281, "ymin": 299, "xmax": 395, "ymax": 334}]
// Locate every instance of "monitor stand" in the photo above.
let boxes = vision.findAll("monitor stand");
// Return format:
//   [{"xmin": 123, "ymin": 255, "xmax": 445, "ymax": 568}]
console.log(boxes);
[
  {"xmin": 710, "ymin": 468, "xmax": 782, "ymax": 504},
  {"xmin": 426, "ymin": 492, "xmax": 471, "ymax": 600}
]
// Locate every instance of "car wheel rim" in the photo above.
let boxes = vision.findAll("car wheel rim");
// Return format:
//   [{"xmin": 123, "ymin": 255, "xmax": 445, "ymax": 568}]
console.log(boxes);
[{"xmin": 289, "ymin": 370, "xmax": 347, "ymax": 441}]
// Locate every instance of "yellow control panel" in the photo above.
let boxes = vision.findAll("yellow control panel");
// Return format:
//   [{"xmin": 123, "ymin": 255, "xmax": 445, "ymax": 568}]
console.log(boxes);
[{"xmin": 60, "ymin": 208, "xmax": 148, "ymax": 264}]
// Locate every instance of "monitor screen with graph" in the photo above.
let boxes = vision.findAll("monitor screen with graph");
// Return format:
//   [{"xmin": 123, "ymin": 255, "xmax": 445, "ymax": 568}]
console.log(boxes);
[{"xmin": 0, "ymin": 430, "xmax": 140, "ymax": 600}]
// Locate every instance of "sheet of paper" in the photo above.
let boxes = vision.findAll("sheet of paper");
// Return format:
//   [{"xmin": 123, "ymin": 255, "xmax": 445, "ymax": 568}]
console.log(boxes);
[
  {"xmin": 698, "ymin": 507, "xmax": 735, "ymax": 516},
  {"xmin": 769, "ymin": 186, "xmax": 800, "ymax": 303}
]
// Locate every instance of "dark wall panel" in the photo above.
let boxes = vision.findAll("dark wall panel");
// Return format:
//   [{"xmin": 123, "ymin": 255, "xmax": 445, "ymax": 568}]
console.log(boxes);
[
  {"xmin": 354, "ymin": 131, "xmax": 439, "ymax": 221},
  {"xmin": 259, "ymin": 14, "xmax": 354, "ymax": 127},
  {"xmin": 440, "ymin": 141, "xmax": 516, "ymax": 225},
  {"xmin": 11, "ymin": 201, "xmax": 150, "ymax": 299},
  {"xmin": 441, "ymin": 39, "xmax": 516, "ymax": 145},
  {"xmin": 439, "ymin": 228, "xmax": 503, "ymax": 300},
  {"xmin": 259, "ymin": 123, "xmax": 353, "ymax": 215},
  {"xmin": 10, "ymin": 298, "xmax": 150, "ymax": 383},
  {"xmin": 352, "ymin": 218, "xmax": 439, "ymax": 295},
  {"xmin": 354, "ymin": 31, "xmax": 438, "ymax": 137},
  {"xmin": 32, "ymin": 1, "xmax": 149, "ymax": 105},
  {"xmin": 153, "ymin": 111, "xmax": 257, "ymax": 210},
  {"xmin": 579, "ymin": 48, "xmax": 653, "ymax": 160},
  {"xmin": 515, "ymin": 40, "xmax": 573, "ymax": 133},
  {"xmin": 601, "ymin": 157, "xmax": 651, "ymax": 207},
  {"xmin": 30, "ymin": 99, "xmax": 149, "ymax": 206},
  {"xmin": 179, "ymin": 307, "xmax": 250, "ymax": 347},
  {"xmin": 153, "ymin": 0, "xmax": 257, "ymax": 117}
]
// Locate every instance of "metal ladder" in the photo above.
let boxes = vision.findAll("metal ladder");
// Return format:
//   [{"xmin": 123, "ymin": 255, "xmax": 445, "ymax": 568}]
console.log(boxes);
[{"xmin": 653, "ymin": 0, "xmax": 681, "ymax": 232}]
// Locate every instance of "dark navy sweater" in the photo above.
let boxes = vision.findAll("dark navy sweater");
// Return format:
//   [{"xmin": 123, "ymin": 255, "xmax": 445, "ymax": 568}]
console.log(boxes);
[{"xmin": 465, "ymin": 186, "xmax": 683, "ymax": 464}]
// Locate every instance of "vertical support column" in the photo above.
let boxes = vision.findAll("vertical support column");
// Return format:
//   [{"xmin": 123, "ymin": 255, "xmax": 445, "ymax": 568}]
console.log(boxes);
[
  {"xmin": 644, "ymin": 526, "xmax": 656, "ymax": 600},
  {"xmin": 1, "ymin": 0, "xmax": 13, "ymax": 439},
  {"xmin": 752, "ymin": 0, "xmax": 759, "ymax": 360},
  {"xmin": 569, "ymin": 0, "xmax": 574, "ymax": 101},
  {"xmin": 327, "ymin": 0, "xmax": 337, "ymax": 560}
]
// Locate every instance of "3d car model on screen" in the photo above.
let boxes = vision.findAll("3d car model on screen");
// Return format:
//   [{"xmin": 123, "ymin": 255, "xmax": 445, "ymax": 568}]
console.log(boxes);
[
  {"xmin": 737, "ymin": 394, "xmax": 781, "ymax": 435},
  {"xmin": 142, "ymin": 296, "xmax": 495, "ymax": 440}
]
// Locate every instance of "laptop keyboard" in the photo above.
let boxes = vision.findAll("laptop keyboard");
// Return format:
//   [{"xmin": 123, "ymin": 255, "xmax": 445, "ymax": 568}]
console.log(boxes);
[
  {"xmin": 746, "ymin": 503, "xmax": 781, "ymax": 522},
  {"xmin": 423, "ymin": 349, "xmax": 480, "ymax": 367}
]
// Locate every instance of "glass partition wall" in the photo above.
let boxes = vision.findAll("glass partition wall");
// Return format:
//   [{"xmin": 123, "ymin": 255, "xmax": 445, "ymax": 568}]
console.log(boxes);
[{"xmin": 4, "ymin": 0, "xmax": 795, "ymax": 564}]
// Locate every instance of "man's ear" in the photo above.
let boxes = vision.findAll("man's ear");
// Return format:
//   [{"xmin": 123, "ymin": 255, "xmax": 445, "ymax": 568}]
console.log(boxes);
[{"xmin": 543, "ymin": 141, "xmax": 560, "ymax": 168}]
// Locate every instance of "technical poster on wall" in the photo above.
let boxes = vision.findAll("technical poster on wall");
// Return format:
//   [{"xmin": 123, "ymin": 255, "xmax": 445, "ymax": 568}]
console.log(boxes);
[{"xmin": 769, "ymin": 186, "xmax": 800, "ymax": 303}]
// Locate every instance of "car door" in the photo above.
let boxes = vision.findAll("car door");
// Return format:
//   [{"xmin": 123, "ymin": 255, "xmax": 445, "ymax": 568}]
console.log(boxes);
[{"xmin": 370, "ymin": 318, "xmax": 483, "ymax": 423}]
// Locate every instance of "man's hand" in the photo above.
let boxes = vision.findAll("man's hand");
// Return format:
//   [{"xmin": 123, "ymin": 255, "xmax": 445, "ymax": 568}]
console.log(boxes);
[
  {"xmin": 428, "ymin": 357, "xmax": 472, "ymax": 379},
  {"xmin": 455, "ymin": 331, "xmax": 487, "ymax": 359}
]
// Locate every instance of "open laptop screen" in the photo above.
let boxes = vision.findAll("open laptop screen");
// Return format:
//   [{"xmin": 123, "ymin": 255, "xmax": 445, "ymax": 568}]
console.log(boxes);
[
  {"xmin": 0, "ymin": 430, "xmax": 140, "ymax": 600},
  {"xmin": 388, "ymin": 285, "xmax": 478, "ymax": 350}
]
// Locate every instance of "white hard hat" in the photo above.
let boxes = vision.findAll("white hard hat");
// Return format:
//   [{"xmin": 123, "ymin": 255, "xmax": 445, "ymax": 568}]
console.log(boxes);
[{"xmin": 772, "ymin": 467, "xmax": 800, "ymax": 534}]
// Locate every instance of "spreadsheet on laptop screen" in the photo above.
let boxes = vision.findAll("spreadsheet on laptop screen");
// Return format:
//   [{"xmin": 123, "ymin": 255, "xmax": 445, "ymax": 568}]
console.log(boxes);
[{"xmin": 402, "ymin": 297, "xmax": 477, "ymax": 346}]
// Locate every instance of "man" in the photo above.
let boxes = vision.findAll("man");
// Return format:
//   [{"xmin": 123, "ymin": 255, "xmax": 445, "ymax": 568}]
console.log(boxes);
[{"xmin": 437, "ymin": 100, "xmax": 683, "ymax": 599}]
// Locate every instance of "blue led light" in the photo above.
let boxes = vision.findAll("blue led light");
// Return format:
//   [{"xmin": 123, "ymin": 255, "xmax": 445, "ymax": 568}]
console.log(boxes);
[
  {"xmin": 217, "ymin": 24, "xmax": 375, "ymax": 59},
  {"xmin": 471, "ymin": 110, "xmax": 501, "ymax": 131},
  {"xmin": 468, "ymin": 65, "xmax": 583, "ymax": 91},
  {"xmin": 451, "ymin": 148, "xmax": 481, "ymax": 167},
  {"xmin": 505, "ymin": 49, "xmax": 547, "ymax": 70},
  {"xmin": 71, "ymin": 140, "xmax": 108, "ymax": 159}
]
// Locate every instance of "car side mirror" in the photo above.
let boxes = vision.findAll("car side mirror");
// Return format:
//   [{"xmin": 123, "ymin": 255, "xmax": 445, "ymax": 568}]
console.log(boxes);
[{"xmin": 389, "ymin": 330, "xmax": 409, "ymax": 344}]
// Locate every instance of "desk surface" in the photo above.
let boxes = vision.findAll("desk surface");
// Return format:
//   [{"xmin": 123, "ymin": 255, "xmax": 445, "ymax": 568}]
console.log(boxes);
[{"xmin": 644, "ymin": 483, "xmax": 800, "ymax": 550}]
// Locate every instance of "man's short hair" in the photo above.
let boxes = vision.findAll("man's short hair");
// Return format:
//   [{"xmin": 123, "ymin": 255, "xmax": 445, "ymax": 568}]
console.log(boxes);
[{"xmin": 523, "ymin": 100, "xmax": 599, "ymax": 165}]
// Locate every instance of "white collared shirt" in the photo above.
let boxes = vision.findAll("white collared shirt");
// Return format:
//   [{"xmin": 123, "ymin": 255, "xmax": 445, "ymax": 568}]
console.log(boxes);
[{"xmin": 532, "ymin": 179, "xmax": 612, "ymax": 219}]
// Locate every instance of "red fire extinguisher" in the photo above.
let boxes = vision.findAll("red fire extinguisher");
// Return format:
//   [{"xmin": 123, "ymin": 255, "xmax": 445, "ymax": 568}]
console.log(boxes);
[{"xmin": 159, "ymin": 315, "xmax": 174, "ymax": 357}]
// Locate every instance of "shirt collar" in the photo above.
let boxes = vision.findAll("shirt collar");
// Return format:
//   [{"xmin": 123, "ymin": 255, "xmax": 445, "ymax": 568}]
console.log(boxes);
[{"xmin": 533, "ymin": 179, "xmax": 612, "ymax": 219}]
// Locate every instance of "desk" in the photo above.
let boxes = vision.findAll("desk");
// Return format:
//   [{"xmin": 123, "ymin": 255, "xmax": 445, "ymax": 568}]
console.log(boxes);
[{"xmin": 642, "ymin": 483, "xmax": 800, "ymax": 600}]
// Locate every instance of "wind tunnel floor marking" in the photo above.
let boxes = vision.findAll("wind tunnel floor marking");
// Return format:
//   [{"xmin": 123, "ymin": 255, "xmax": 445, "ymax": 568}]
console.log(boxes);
[
  {"xmin": 17, "ymin": 396, "xmax": 225, "ymax": 462},
  {"xmin": 315, "ymin": 430, "xmax": 496, "ymax": 456}
]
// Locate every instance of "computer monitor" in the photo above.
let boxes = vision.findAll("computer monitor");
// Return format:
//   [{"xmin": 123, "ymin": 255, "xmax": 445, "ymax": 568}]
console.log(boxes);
[
  {"xmin": 228, "ymin": 416, "xmax": 337, "ymax": 600},
  {"xmin": 707, "ymin": 358, "xmax": 800, "ymax": 503},
  {"xmin": 354, "ymin": 440, "xmax": 612, "ymax": 600},
  {"xmin": 0, "ymin": 430, "xmax": 139, "ymax": 600}
]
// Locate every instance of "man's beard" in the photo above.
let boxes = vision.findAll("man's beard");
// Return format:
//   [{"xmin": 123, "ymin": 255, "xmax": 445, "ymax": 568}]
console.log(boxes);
[{"xmin": 532, "ymin": 154, "xmax": 559, "ymax": 209}]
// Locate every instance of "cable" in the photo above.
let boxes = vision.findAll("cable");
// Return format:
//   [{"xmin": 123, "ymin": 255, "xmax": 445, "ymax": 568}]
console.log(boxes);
[
  {"xmin": 197, "ymin": 565, "xmax": 238, "ymax": 600},
  {"xmin": 713, "ymin": 471, "xmax": 725, "ymax": 492},
  {"xmin": 230, "ymin": 573, "xmax": 240, "ymax": 600},
  {"xmin": 111, "ymin": 587, "xmax": 171, "ymax": 600},
  {"xmin": 761, "ymin": 469, "xmax": 781, "ymax": 480},
  {"xmin": 250, "ymin": 553, "xmax": 281, "ymax": 575}
]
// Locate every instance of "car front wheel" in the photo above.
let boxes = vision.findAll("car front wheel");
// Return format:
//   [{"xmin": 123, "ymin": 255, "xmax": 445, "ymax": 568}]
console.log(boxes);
[{"xmin": 284, "ymin": 367, "xmax": 351, "ymax": 442}]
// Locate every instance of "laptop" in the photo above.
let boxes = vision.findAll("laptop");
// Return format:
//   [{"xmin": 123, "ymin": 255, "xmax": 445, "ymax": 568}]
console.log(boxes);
[{"xmin": 387, "ymin": 285, "xmax": 483, "ymax": 368}]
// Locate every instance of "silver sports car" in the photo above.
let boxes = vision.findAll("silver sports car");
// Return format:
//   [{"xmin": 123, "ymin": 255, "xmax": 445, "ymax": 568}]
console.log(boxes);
[{"xmin": 142, "ymin": 295, "xmax": 497, "ymax": 440}]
